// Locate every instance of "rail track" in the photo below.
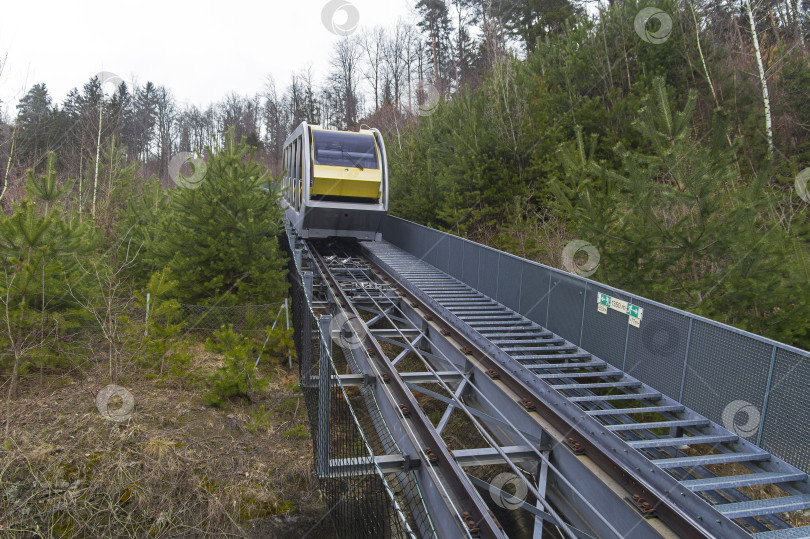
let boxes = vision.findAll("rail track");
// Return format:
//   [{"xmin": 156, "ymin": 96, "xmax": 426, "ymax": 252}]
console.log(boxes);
[{"xmin": 284, "ymin": 222, "xmax": 810, "ymax": 539}]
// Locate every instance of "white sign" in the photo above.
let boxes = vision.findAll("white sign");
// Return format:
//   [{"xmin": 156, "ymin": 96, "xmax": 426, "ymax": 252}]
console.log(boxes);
[
  {"xmin": 596, "ymin": 292, "xmax": 643, "ymax": 327},
  {"xmin": 609, "ymin": 297, "xmax": 628, "ymax": 314}
]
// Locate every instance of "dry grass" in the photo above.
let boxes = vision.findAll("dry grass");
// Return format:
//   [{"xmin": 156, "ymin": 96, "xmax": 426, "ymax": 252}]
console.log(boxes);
[{"xmin": 0, "ymin": 345, "xmax": 335, "ymax": 538}]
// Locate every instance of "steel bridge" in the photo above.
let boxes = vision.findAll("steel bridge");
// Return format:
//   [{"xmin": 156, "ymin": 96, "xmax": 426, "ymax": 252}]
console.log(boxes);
[{"xmin": 282, "ymin": 215, "xmax": 810, "ymax": 539}]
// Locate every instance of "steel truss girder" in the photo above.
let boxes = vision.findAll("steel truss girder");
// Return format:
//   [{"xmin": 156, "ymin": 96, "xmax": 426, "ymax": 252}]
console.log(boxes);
[
  {"xmin": 310, "ymin": 242, "xmax": 592, "ymax": 538},
  {"xmin": 342, "ymin": 250, "xmax": 654, "ymax": 538},
  {"xmin": 309, "ymin": 247, "xmax": 503, "ymax": 538}
]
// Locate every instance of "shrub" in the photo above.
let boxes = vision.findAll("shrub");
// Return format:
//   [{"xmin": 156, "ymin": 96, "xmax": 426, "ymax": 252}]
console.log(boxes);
[{"xmin": 204, "ymin": 326, "xmax": 267, "ymax": 407}]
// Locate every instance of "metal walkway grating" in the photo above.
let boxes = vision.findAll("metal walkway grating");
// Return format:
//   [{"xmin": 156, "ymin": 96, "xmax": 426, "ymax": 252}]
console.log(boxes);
[{"xmin": 365, "ymin": 240, "xmax": 810, "ymax": 537}]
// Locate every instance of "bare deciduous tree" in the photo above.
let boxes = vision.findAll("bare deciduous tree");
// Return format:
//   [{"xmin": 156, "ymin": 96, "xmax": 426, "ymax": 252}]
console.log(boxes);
[
  {"xmin": 361, "ymin": 26, "xmax": 387, "ymax": 110},
  {"xmin": 328, "ymin": 37, "xmax": 363, "ymax": 129}
]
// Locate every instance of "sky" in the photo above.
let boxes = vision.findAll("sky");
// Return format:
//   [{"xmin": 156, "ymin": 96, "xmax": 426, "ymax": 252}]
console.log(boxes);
[{"xmin": 0, "ymin": 0, "xmax": 416, "ymax": 118}]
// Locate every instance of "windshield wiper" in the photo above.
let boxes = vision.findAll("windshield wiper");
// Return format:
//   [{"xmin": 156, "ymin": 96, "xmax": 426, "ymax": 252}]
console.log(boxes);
[{"xmin": 341, "ymin": 149, "xmax": 364, "ymax": 170}]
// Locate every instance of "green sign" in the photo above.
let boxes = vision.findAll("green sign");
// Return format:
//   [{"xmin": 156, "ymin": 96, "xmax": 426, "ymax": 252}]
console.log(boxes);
[{"xmin": 596, "ymin": 292, "xmax": 643, "ymax": 325}]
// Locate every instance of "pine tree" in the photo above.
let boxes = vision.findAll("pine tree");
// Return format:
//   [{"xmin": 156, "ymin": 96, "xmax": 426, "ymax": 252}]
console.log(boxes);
[
  {"xmin": 24, "ymin": 153, "xmax": 72, "ymax": 214},
  {"xmin": 15, "ymin": 83, "xmax": 55, "ymax": 166},
  {"xmin": 118, "ymin": 175, "xmax": 171, "ymax": 287},
  {"xmin": 553, "ymin": 79, "xmax": 740, "ymax": 297},
  {"xmin": 494, "ymin": 0, "xmax": 580, "ymax": 52},
  {"xmin": 1, "ymin": 153, "xmax": 92, "ymax": 310},
  {"xmin": 155, "ymin": 128, "xmax": 288, "ymax": 305},
  {"xmin": 551, "ymin": 77, "xmax": 810, "ymax": 348},
  {"xmin": 1, "ymin": 152, "xmax": 95, "ymax": 435},
  {"xmin": 416, "ymin": 0, "xmax": 454, "ymax": 92}
]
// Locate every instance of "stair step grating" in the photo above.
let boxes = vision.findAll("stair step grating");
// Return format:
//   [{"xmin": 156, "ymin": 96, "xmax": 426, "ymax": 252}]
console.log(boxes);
[
  {"xmin": 716, "ymin": 494, "xmax": 810, "ymax": 519},
  {"xmin": 627, "ymin": 433, "xmax": 738, "ymax": 449},
  {"xmin": 654, "ymin": 451, "xmax": 771, "ymax": 469},
  {"xmin": 682, "ymin": 472, "xmax": 808, "ymax": 492}
]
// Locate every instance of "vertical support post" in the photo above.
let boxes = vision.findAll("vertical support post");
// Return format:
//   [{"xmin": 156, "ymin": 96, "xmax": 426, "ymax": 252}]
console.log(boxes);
[
  {"xmin": 621, "ymin": 322, "xmax": 630, "ymax": 373},
  {"xmin": 295, "ymin": 248, "xmax": 302, "ymax": 270},
  {"xmin": 303, "ymin": 271, "xmax": 313, "ymax": 301},
  {"xmin": 756, "ymin": 345, "xmax": 778, "ymax": 446},
  {"xmin": 494, "ymin": 253, "xmax": 500, "ymax": 302},
  {"xmin": 317, "ymin": 315, "xmax": 332, "ymax": 478},
  {"xmin": 301, "ymin": 272, "xmax": 313, "ymax": 386},
  {"xmin": 285, "ymin": 298, "xmax": 291, "ymax": 369},
  {"xmin": 533, "ymin": 451, "xmax": 550, "ymax": 539},
  {"xmin": 517, "ymin": 260, "xmax": 524, "ymax": 315},
  {"xmin": 678, "ymin": 318, "xmax": 694, "ymax": 403},
  {"xmin": 144, "ymin": 293, "xmax": 151, "ymax": 338},
  {"xmin": 578, "ymin": 283, "xmax": 587, "ymax": 347}
]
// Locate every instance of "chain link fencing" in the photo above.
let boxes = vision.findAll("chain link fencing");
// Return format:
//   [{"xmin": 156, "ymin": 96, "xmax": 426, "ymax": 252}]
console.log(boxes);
[
  {"xmin": 179, "ymin": 302, "xmax": 288, "ymax": 338},
  {"xmin": 0, "ymin": 297, "xmax": 291, "ymax": 372}
]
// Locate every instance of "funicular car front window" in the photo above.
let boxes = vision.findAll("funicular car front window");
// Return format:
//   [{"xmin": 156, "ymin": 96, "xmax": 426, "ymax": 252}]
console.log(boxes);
[{"xmin": 313, "ymin": 131, "xmax": 379, "ymax": 170}]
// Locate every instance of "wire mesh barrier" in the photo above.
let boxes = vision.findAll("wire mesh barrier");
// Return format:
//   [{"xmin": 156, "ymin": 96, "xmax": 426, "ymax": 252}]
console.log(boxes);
[
  {"xmin": 0, "ymin": 299, "xmax": 144, "ymax": 372},
  {"xmin": 0, "ymin": 298, "xmax": 291, "ymax": 375},
  {"xmin": 381, "ymin": 215, "xmax": 810, "ymax": 475},
  {"xmin": 286, "ymin": 234, "xmax": 429, "ymax": 538},
  {"xmin": 57, "ymin": 300, "xmax": 287, "ymax": 340},
  {"xmin": 179, "ymin": 302, "xmax": 287, "ymax": 337}
]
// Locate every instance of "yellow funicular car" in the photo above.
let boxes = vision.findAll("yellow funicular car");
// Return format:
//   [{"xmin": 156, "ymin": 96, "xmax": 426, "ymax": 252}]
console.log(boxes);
[{"xmin": 282, "ymin": 122, "xmax": 388, "ymax": 241}]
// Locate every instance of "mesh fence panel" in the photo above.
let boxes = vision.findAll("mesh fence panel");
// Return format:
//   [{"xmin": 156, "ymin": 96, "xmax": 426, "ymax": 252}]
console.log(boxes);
[
  {"xmin": 180, "ymin": 303, "xmax": 282, "ymax": 335},
  {"xmin": 760, "ymin": 348, "xmax": 810, "ymax": 471},
  {"xmin": 546, "ymin": 272, "xmax": 587, "ymax": 346},
  {"xmin": 681, "ymin": 320, "xmax": 773, "ymax": 442},
  {"xmin": 461, "ymin": 241, "xmax": 481, "ymax": 289},
  {"xmin": 519, "ymin": 263, "xmax": 551, "ymax": 327},
  {"xmin": 477, "ymin": 248, "xmax": 500, "ymax": 300},
  {"xmin": 580, "ymin": 284, "xmax": 632, "ymax": 371},
  {"xmin": 447, "ymin": 235, "xmax": 464, "ymax": 281},
  {"xmin": 624, "ymin": 299, "xmax": 691, "ymax": 401},
  {"xmin": 496, "ymin": 252, "xmax": 522, "ymax": 313}
]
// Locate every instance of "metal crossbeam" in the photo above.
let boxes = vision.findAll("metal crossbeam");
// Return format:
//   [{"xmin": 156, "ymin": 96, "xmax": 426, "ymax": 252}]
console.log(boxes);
[
  {"xmin": 328, "ymin": 371, "xmax": 466, "ymax": 386},
  {"xmin": 451, "ymin": 446, "xmax": 539, "ymax": 467}
]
